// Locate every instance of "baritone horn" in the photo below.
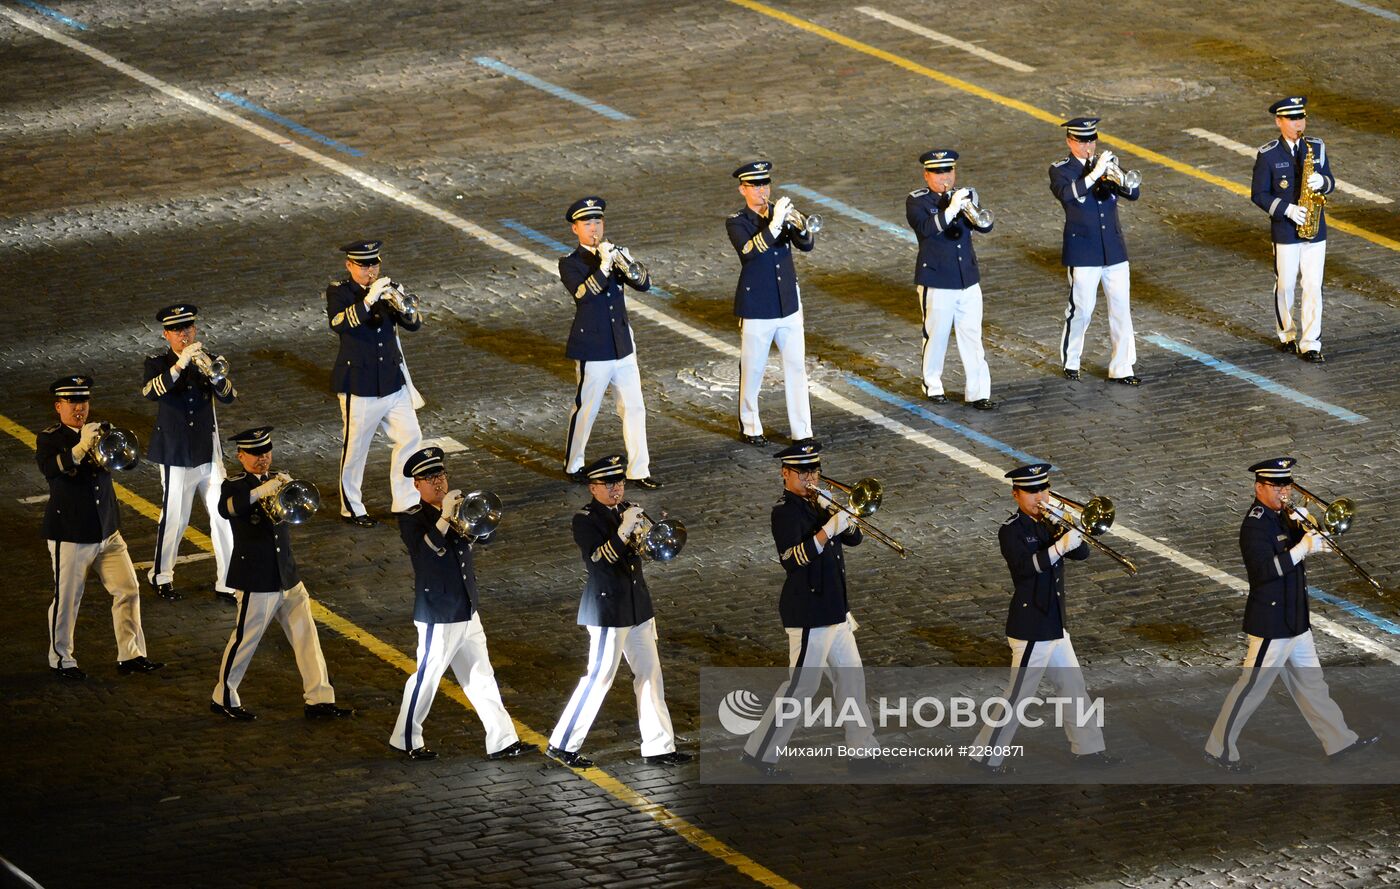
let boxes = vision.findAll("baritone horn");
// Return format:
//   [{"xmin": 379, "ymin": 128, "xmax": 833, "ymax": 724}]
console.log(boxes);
[
  {"xmin": 87, "ymin": 423, "xmax": 140, "ymax": 472},
  {"xmin": 447, "ymin": 490, "xmax": 503, "ymax": 541},
  {"xmin": 625, "ymin": 503, "xmax": 687, "ymax": 562},
  {"xmin": 261, "ymin": 477, "xmax": 321, "ymax": 525},
  {"xmin": 766, "ymin": 194, "xmax": 823, "ymax": 235},
  {"xmin": 1285, "ymin": 483, "xmax": 1382, "ymax": 592},
  {"xmin": 1041, "ymin": 491, "xmax": 1138, "ymax": 575},
  {"xmin": 958, "ymin": 187, "xmax": 994, "ymax": 227},
  {"xmin": 809, "ymin": 476, "xmax": 907, "ymax": 558}
]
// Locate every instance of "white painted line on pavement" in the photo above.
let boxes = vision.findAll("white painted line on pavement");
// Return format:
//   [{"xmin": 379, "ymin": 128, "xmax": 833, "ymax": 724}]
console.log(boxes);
[
  {"xmin": 1184, "ymin": 128, "xmax": 1392, "ymax": 204},
  {"xmin": 854, "ymin": 6, "xmax": 1036, "ymax": 72}
]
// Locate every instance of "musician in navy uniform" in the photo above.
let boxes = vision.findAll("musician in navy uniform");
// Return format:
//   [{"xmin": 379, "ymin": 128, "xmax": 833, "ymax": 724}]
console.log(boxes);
[
  {"xmin": 741, "ymin": 442, "xmax": 883, "ymax": 777},
  {"xmin": 969, "ymin": 464, "xmax": 1117, "ymax": 773},
  {"xmin": 389, "ymin": 446, "xmax": 534, "ymax": 762},
  {"xmin": 1204, "ymin": 457, "xmax": 1377, "ymax": 772},
  {"xmin": 37, "ymin": 375, "xmax": 162, "ymax": 680},
  {"xmin": 210, "ymin": 427, "xmax": 351, "ymax": 721},
  {"xmin": 726, "ymin": 161, "xmax": 816, "ymax": 446},
  {"xmin": 1049, "ymin": 117, "xmax": 1142, "ymax": 385},
  {"xmin": 142, "ymin": 304, "xmax": 236, "ymax": 601},
  {"xmin": 905, "ymin": 149, "xmax": 996, "ymax": 410},
  {"xmin": 327, "ymin": 239, "xmax": 424, "ymax": 527},
  {"xmin": 546, "ymin": 455, "xmax": 689, "ymax": 768},
  {"xmin": 1251, "ymin": 97, "xmax": 1336, "ymax": 363},
  {"xmin": 558, "ymin": 197, "xmax": 660, "ymax": 489}
]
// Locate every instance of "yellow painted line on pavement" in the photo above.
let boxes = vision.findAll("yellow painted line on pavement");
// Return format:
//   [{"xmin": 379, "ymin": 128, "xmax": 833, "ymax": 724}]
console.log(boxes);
[
  {"xmin": 727, "ymin": 0, "xmax": 1400, "ymax": 254},
  {"xmin": 0, "ymin": 410, "xmax": 797, "ymax": 889}
]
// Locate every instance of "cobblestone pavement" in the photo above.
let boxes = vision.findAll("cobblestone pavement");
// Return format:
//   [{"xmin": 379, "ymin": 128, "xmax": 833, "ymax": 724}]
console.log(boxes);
[{"xmin": 2, "ymin": 0, "xmax": 1398, "ymax": 886}]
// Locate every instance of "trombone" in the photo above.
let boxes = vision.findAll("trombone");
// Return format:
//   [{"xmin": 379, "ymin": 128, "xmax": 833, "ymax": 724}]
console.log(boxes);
[
  {"xmin": 1041, "ymin": 491, "xmax": 1138, "ymax": 576},
  {"xmin": 764, "ymin": 193, "xmax": 823, "ymax": 235},
  {"xmin": 624, "ymin": 504, "xmax": 687, "ymax": 562},
  {"xmin": 808, "ymin": 476, "xmax": 907, "ymax": 558},
  {"xmin": 1285, "ymin": 483, "xmax": 1382, "ymax": 592}
]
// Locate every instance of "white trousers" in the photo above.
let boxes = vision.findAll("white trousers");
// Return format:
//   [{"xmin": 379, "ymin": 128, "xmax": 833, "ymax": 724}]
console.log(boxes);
[
  {"xmin": 919, "ymin": 284, "xmax": 991, "ymax": 402},
  {"xmin": 1272, "ymin": 240, "xmax": 1326, "ymax": 353},
  {"xmin": 390, "ymin": 615, "xmax": 520, "ymax": 754},
  {"xmin": 563, "ymin": 353, "xmax": 651, "ymax": 479},
  {"xmin": 1060, "ymin": 262, "xmax": 1136, "ymax": 378},
  {"xmin": 151, "ymin": 459, "xmax": 233, "ymax": 591},
  {"xmin": 47, "ymin": 533, "xmax": 147, "ymax": 668},
  {"xmin": 337, "ymin": 388, "xmax": 422, "ymax": 516},
  {"xmin": 971, "ymin": 633, "xmax": 1106, "ymax": 767},
  {"xmin": 549, "ymin": 619, "xmax": 676, "ymax": 757},
  {"xmin": 1205, "ymin": 630, "xmax": 1357, "ymax": 761},
  {"xmin": 739, "ymin": 309, "xmax": 813, "ymax": 440},
  {"xmin": 744, "ymin": 614, "xmax": 878, "ymax": 764},
  {"xmin": 211, "ymin": 583, "xmax": 335, "ymax": 708}
]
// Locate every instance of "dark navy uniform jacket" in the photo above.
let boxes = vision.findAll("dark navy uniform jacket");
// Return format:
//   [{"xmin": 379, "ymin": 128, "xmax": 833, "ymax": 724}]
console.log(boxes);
[
  {"xmin": 326, "ymin": 279, "xmax": 422, "ymax": 397},
  {"xmin": 398, "ymin": 503, "xmax": 479, "ymax": 624},
  {"xmin": 1251, "ymin": 136, "xmax": 1334, "ymax": 245},
  {"xmin": 1239, "ymin": 499, "xmax": 1310, "ymax": 639},
  {"xmin": 218, "ymin": 472, "xmax": 299, "ymax": 592},
  {"xmin": 906, "ymin": 187, "xmax": 992, "ymax": 289},
  {"xmin": 772, "ymin": 490, "xmax": 863, "ymax": 629},
  {"xmin": 726, "ymin": 207, "xmax": 814, "ymax": 320},
  {"xmin": 36, "ymin": 423, "xmax": 120, "ymax": 543},
  {"xmin": 999, "ymin": 510, "xmax": 1089, "ymax": 642},
  {"xmin": 558, "ymin": 245, "xmax": 649, "ymax": 362},
  {"xmin": 572, "ymin": 499, "xmax": 653, "ymax": 628},
  {"xmin": 142, "ymin": 350, "xmax": 235, "ymax": 466},
  {"xmin": 1048, "ymin": 156, "xmax": 1139, "ymax": 267}
]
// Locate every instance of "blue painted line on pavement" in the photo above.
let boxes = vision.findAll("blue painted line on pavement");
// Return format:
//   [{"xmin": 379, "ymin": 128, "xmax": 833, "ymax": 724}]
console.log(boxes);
[
  {"xmin": 1146, "ymin": 334, "xmax": 1366, "ymax": 424},
  {"xmin": 473, "ymin": 57, "xmax": 633, "ymax": 122},
  {"xmin": 783, "ymin": 183, "xmax": 915, "ymax": 242},
  {"xmin": 499, "ymin": 220, "xmax": 672, "ymax": 299},
  {"xmin": 14, "ymin": 0, "xmax": 87, "ymax": 29},
  {"xmin": 845, "ymin": 374, "xmax": 1054, "ymax": 468},
  {"xmin": 1332, "ymin": 0, "xmax": 1400, "ymax": 22},
  {"xmin": 1311, "ymin": 587, "xmax": 1400, "ymax": 635},
  {"xmin": 214, "ymin": 92, "xmax": 364, "ymax": 157}
]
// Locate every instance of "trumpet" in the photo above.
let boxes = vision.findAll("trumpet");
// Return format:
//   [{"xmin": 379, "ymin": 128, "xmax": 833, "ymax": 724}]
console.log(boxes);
[
  {"xmin": 260, "ymin": 477, "xmax": 321, "ymax": 525},
  {"xmin": 1091, "ymin": 153, "xmax": 1141, "ymax": 190},
  {"xmin": 380, "ymin": 280, "xmax": 421, "ymax": 325},
  {"xmin": 86, "ymin": 423, "xmax": 140, "ymax": 472},
  {"xmin": 1285, "ymin": 484, "xmax": 1382, "ymax": 592},
  {"xmin": 624, "ymin": 503, "xmax": 687, "ymax": 561},
  {"xmin": 956, "ymin": 187, "xmax": 994, "ymax": 227},
  {"xmin": 190, "ymin": 349, "xmax": 230, "ymax": 386},
  {"xmin": 1040, "ymin": 491, "xmax": 1138, "ymax": 576},
  {"xmin": 445, "ymin": 490, "xmax": 503, "ymax": 541},
  {"xmin": 765, "ymin": 194, "xmax": 823, "ymax": 235},
  {"xmin": 808, "ymin": 476, "xmax": 907, "ymax": 558},
  {"xmin": 607, "ymin": 244, "xmax": 648, "ymax": 282}
]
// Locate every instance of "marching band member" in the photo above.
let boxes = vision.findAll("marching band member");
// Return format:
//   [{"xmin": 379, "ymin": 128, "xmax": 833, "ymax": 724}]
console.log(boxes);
[
  {"xmin": 726, "ymin": 161, "xmax": 816, "ymax": 446},
  {"xmin": 37, "ymin": 375, "xmax": 161, "ymax": 680},
  {"xmin": 142, "ymin": 304, "xmax": 236, "ymax": 601},
  {"xmin": 1050, "ymin": 117, "xmax": 1143, "ymax": 386},
  {"xmin": 389, "ymin": 447, "xmax": 534, "ymax": 762},
  {"xmin": 969, "ymin": 464, "xmax": 1118, "ymax": 773},
  {"xmin": 210, "ymin": 427, "xmax": 351, "ymax": 721},
  {"xmin": 905, "ymin": 149, "xmax": 996, "ymax": 410},
  {"xmin": 1251, "ymin": 97, "xmax": 1335, "ymax": 362},
  {"xmin": 327, "ymin": 239, "xmax": 424, "ymax": 527},
  {"xmin": 546, "ymin": 455, "xmax": 689, "ymax": 768},
  {"xmin": 1203, "ymin": 458, "xmax": 1377, "ymax": 772},
  {"xmin": 558, "ymin": 197, "xmax": 661, "ymax": 489}
]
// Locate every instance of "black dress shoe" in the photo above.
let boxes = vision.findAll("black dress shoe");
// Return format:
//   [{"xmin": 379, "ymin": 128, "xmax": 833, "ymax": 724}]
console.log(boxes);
[
  {"xmin": 567, "ymin": 469, "xmax": 589, "ymax": 484},
  {"xmin": 642, "ymin": 751, "xmax": 694, "ymax": 766},
  {"xmin": 740, "ymin": 433, "xmax": 770, "ymax": 446},
  {"xmin": 545, "ymin": 745, "xmax": 595, "ymax": 768},
  {"xmin": 968, "ymin": 398, "xmax": 997, "ymax": 411},
  {"xmin": 117, "ymin": 656, "xmax": 165, "ymax": 675},
  {"xmin": 738, "ymin": 752, "xmax": 791, "ymax": 779},
  {"xmin": 486, "ymin": 740, "xmax": 538, "ymax": 760},
  {"xmin": 305, "ymin": 702, "xmax": 355, "ymax": 719},
  {"xmin": 926, "ymin": 393, "xmax": 948, "ymax": 404},
  {"xmin": 629, "ymin": 477, "xmax": 663, "ymax": 490},
  {"xmin": 1203, "ymin": 752, "xmax": 1253, "ymax": 773},
  {"xmin": 52, "ymin": 665, "xmax": 87, "ymax": 681},
  {"xmin": 847, "ymin": 756, "xmax": 902, "ymax": 774},
  {"xmin": 209, "ymin": 701, "xmax": 257, "ymax": 721},
  {"xmin": 1330, "ymin": 733, "xmax": 1380, "ymax": 761},
  {"xmin": 407, "ymin": 746, "xmax": 438, "ymax": 761},
  {"xmin": 1109, "ymin": 375, "xmax": 1142, "ymax": 386},
  {"xmin": 341, "ymin": 514, "xmax": 378, "ymax": 527},
  {"xmin": 968, "ymin": 758, "xmax": 1016, "ymax": 776},
  {"xmin": 1300, "ymin": 349, "xmax": 1326, "ymax": 363},
  {"xmin": 214, "ymin": 590, "xmax": 237, "ymax": 604},
  {"xmin": 154, "ymin": 582, "xmax": 182, "ymax": 601},
  {"xmin": 1279, "ymin": 340, "xmax": 1298, "ymax": 354},
  {"xmin": 1074, "ymin": 750, "xmax": 1123, "ymax": 767},
  {"xmin": 1063, "ymin": 369, "xmax": 1081, "ymax": 381}
]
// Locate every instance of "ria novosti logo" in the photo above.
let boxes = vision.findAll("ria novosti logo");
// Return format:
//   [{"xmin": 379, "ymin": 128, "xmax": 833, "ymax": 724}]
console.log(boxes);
[{"xmin": 717, "ymin": 689, "xmax": 767, "ymax": 735}]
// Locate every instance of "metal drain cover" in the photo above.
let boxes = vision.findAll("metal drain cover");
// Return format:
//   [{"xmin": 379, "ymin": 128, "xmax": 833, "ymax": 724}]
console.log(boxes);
[{"xmin": 1070, "ymin": 77, "xmax": 1215, "ymax": 106}]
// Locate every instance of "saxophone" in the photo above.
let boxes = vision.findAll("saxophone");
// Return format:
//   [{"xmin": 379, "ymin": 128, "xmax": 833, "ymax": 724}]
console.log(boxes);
[{"xmin": 1296, "ymin": 142, "xmax": 1326, "ymax": 240}]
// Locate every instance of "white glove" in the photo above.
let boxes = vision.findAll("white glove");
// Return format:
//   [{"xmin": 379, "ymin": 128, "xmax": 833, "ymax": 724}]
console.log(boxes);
[
  {"xmin": 1307, "ymin": 172, "xmax": 1324, "ymax": 191},
  {"xmin": 1288, "ymin": 507, "xmax": 1313, "ymax": 528},
  {"xmin": 822, "ymin": 509, "xmax": 852, "ymax": 540},
  {"xmin": 619, "ymin": 504, "xmax": 646, "ymax": 538},
  {"xmin": 1290, "ymin": 529, "xmax": 1331, "ymax": 561},
  {"xmin": 1285, "ymin": 204, "xmax": 1309, "ymax": 227},
  {"xmin": 942, "ymin": 189, "xmax": 969, "ymax": 223},
  {"xmin": 1087, "ymin": 152, "xmax": 1112, "ymax": 182},
  {"xmin": 441, "ymin": 489, "xmax": 465, "ymax": 519},
  {"xmin": 366, "ymin": 277, "xmax": 394, "ymax": 305},
  {"xmin": 767, "ymin": 197, "xmax": 792, "ymax": 236},
  {"xmin": 175, "ymin": 342, "xmax": 203, "ymax": 370},
  {"xmin": 1054, "ymin": 528, "xmax": 1084, "ymax": 558},
  {"xmin": 597, "ymin": 240, "xmax": 618, "ymax": 272},
  {"xmin": 75, "ymin": 422, "xmax": 103, "ymax": 454},
  {"xmin": 252, "ymin": 476, "xmax": 287, "ymax": 500}
]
